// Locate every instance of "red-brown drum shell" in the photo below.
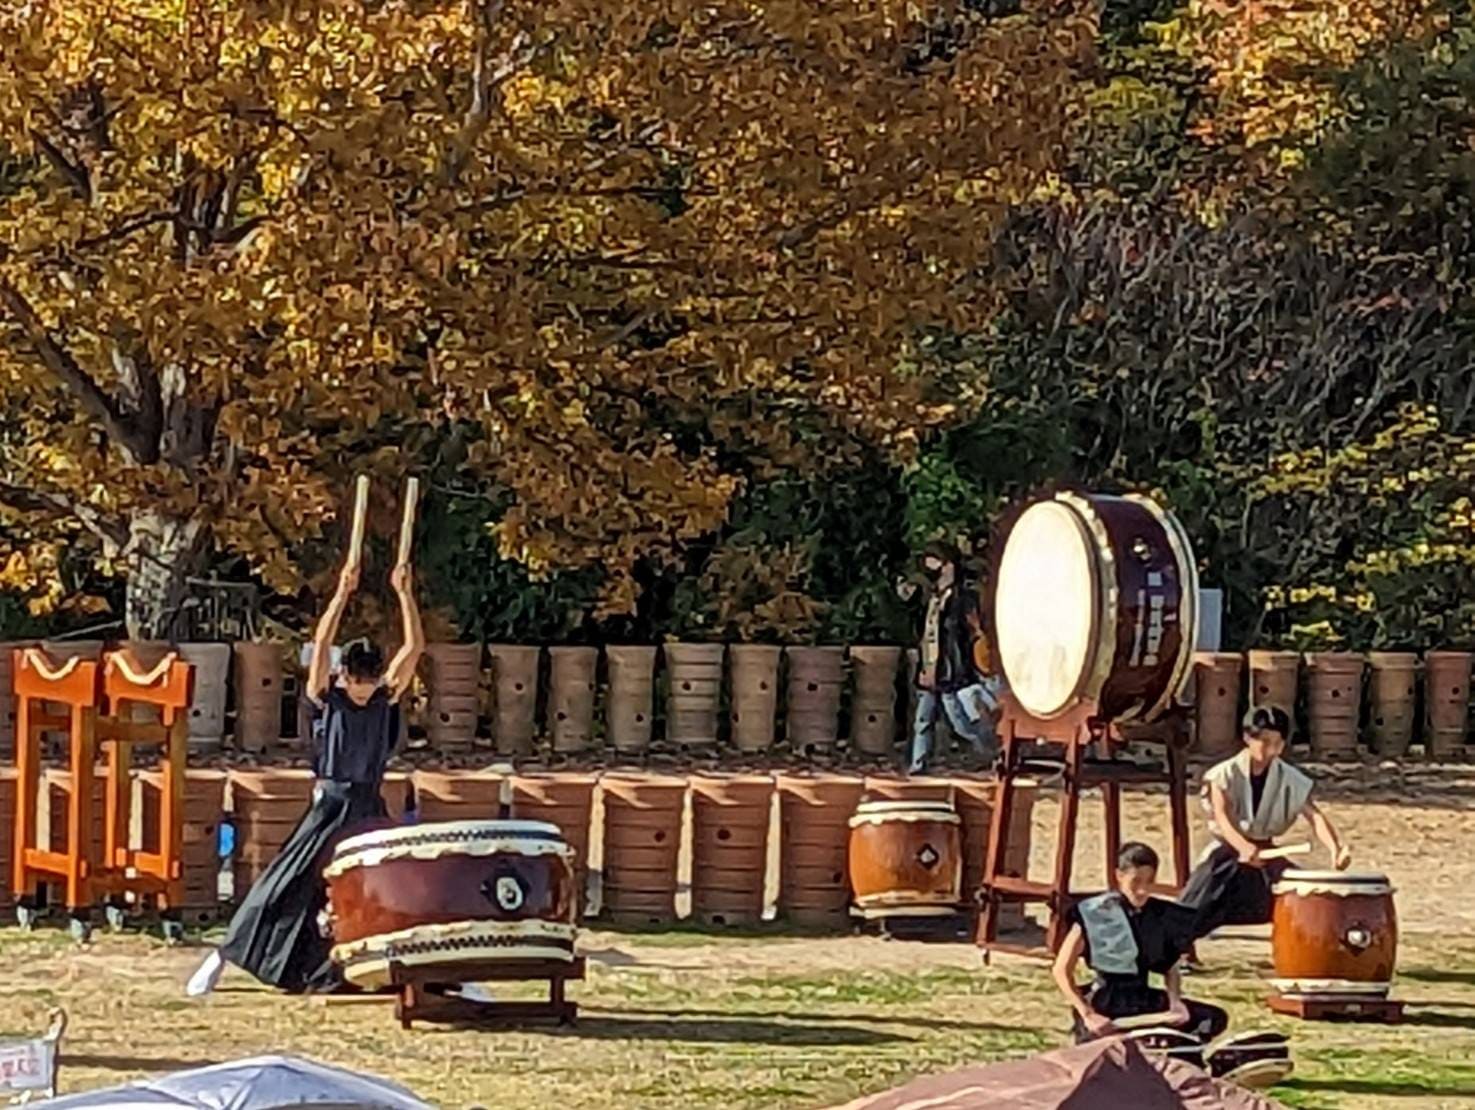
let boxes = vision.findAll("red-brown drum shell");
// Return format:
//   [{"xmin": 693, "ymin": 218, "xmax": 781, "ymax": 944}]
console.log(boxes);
[
  {"xmin": 1270, "ymin": 871, "xmax": 1398, "ymax": 995},
  {"xmin": 846, "ymin": 801, "xmax": 962, "ymax": 915},
  {"xmin": 324, "ymin": 820, "xmax": 576, "ymax": 948}
]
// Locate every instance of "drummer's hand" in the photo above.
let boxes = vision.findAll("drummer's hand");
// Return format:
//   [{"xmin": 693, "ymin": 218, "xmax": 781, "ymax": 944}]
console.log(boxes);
[
  {"xmin": 1238, "ymin": 844, "xmax": 1264, "ymax": 868},
  {"xmin": 390, "ymin": 563, "xmax": 413, "ymax": 595},
  {"xmin": 1334, "ymin": 845, "xmax": 1352, "ymax": 871},
  {"xmin": 1083, "ymin": 1011, "xmax": 1116, "ymax": 1038},
  {"xmin": 337, "ymin": 562, "xmax": 360, "ymax": 597},
  {"xmin": 1166, "ymin": 1000, "xmax": 1191, "ymax": 1028}
]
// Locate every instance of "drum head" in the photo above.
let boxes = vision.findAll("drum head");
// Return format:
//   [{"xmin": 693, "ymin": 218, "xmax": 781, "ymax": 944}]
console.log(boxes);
[{"xmin": 995, "ymin": 500, "xmax": 1098, "ymax": 719}]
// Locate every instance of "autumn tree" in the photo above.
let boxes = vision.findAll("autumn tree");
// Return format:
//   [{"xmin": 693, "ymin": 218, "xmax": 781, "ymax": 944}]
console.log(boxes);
[{"xmin": 0, "ymin": 0, "xmax": 1094, "ymax": 637}]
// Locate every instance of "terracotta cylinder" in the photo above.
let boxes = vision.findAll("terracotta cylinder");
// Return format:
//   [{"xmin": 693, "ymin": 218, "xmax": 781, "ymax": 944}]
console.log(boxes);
[
  {"xmin": 952, "ymin": 776, "xmax": 1034, "ymax": 930},
  {"xmin": 862, "ymin": 775, "xmax": 953, "ymax": 804},
  {"xmin": 0, "ymin": 642, "xmax": 32, "ymax": 761},
  {"xmin": 1305, "ymin": 653, "xmax": 1365, "ymax": 759},
  {"xmin": 228, "ymin": 769, "xmax": 316, "ymax": 892},
  {"xmin": 664, "ymin": 643, "xmax": 724, "ymax": 746},
  {"xmin": 849, "ymin": 646, "xmax": 901, "ymax": 756},
  {"xmin": 785, "ymin": 645, "xmax": 845, "ymax": 750},
  {"xmin": 411, "ymin": 769, "xmax": 504, "ymax": 822},
  {"xmin": 605, "ymin": 646, "xmax": 656, "ymax": 754},
  {"xmin": 1193, "ymin": 653, "xmax": 1243, "ymax": 758},
  {"xmin": 548, "ymin": 647, "xmax": 598, "ymax": 753},
  {"xmin": 177, "ymin": 643, "xmax": 231, "ymax": 752},
  {"xmin": 423, "ymin": 643, "xmax": 482, "ymax": 753},
  {"xmin": 600, "ymin": 773, "xmax": 687, "ymax": 925},
  {"xmin": 1425, "ymin": 650, "xmax": 1473, "ymax": 758},
  {"xmin": 1367, "ymin": 652, "xmax": 1418, "ymax": 759},
  {"xmin": 729, "ymin": 645, "xmax": 781, "ymax": 753},
  {"xmin": 776, "ymin": 774, "xmax": 865, "ymax": 930},
  {"xmin": 1247, "ymin": 650, "xmax": 1300, "ymax": 718},
  {"xmin": 0, "ymin": 768, "xmax": 14, "ymax": 910},
  {"xmin": 138, "ymin": 769, "xmax": 227, "ymax": 927},
  {"xmin": 512, "ymin": 772, "xmax": 598, "ymax": 915},
  {"xmin": 489, "ymin": 645, "xmax": 540, "ymax": 756},
  {"xmin": 232, "ymin": 642, "xmax": 284, "ymax": 753},
  {"xmin": 689, "ymin": 774, "xmax": 774, "ymax": 926}
]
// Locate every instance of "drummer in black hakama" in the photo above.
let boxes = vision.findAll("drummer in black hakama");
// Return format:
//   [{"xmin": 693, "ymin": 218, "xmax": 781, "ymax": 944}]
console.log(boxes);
[
  {"xmin": 186, "ymin": 559, "xmax": 424, "ymax": 996},
  {"xmin": 1053, "ymin": 842, "xmax": 1228, "ymax": 1043},
  {"xmin": 1179, "ymin": 705, "xmax": 1351, "ymax": 943}
]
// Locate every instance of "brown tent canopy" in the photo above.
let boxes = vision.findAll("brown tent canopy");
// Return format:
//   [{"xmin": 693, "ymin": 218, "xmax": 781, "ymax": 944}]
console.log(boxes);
[{"xmin": 828, "ymin": 1038, "xmax": 1284, "ymax": 1110}]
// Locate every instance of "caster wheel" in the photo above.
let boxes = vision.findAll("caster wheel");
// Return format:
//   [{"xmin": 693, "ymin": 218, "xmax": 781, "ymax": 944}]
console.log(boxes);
[
  {"xmin": 69, "ymin": 917, "xmax": 93, "ymax": 945},
  {"xmin": 162, "ymin": 919, "xmax": 185, "ymax": 946},
  {"xmin": 15, "ymin": 905, "xmax": 37, "ymax": 931},
  {"xmin": 105, "ymin": 905, "xmax": 127, "ymax": 933}
]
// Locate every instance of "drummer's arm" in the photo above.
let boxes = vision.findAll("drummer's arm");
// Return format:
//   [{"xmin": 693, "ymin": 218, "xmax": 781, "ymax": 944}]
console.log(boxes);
[
  {"xmin": 383, "ymin": 563, "xmax": 425, "ymax": 704},
  {"xmin": 1052, "ymin": 925, "xmax": 1098, "ymax": 1024},
  {"xmin": 1303, "ymin": 800, "xmax": 1351, "ymax": 869},
  {"xmin": 1209, "ymin": 783, "xmax": 1260, "ymax": 865},
  {"xmin": 307, "ymin": 563, "xmax": 358, "ymax": 703}
]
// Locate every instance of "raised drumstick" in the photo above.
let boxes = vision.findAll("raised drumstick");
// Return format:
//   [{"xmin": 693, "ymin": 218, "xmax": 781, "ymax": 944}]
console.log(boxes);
[
  {"xmin": 347, "ymin": 474, "xmax": 370, "ymax": 568},
  {"xmin": 397, "ymin": 476, "xmax": 419, "ymax": 567}
]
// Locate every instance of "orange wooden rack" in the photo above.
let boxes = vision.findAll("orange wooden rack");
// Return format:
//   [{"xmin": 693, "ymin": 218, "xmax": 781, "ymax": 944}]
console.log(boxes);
[{"xmin": 11, "ymin": 646, "xmax": 195, "ymax": 940}]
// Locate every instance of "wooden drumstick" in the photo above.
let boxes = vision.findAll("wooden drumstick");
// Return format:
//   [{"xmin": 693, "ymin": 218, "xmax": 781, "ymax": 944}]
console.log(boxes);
[
  {"xmin": 397, "ymin": 476, "xmax": 419, "ymax": 567},
  {"xmin": 1260, "ymin": 841, "xmax": 1311, "ymax": 861},
  {"xmin": 347, "ymin": 475, "xmax": 370, "ymax": 568}
]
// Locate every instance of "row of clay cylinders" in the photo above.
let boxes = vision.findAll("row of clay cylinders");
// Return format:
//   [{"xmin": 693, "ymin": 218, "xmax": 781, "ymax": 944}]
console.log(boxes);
[
  {"xmin": 1194, "ymin": 649, "xmax": 1474, "ymax": 759},
  {"xmin": 725, "ymin": 644, "xmax": 905, "ymax": 753}
]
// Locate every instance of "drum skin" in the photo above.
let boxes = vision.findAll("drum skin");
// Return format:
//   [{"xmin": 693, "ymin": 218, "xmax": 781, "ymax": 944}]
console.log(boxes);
[
  {"xmin": 323, "ymin": 820, "xmax": 577, "ymax": 988},
  {"xmin": 847, "ymin": 802, "xmax": 961, "ymax": 918},
  {"xmin": 1271, "ymin": 871, "xmax": 1397, "ymax": 997},
  {"xmin": 992, "ymin": 492, "xmax": 1199, "ymax": 723}
]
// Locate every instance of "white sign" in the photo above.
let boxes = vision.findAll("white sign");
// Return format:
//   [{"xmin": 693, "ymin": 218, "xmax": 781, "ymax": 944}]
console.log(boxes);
[
  {"xmin": 1197, "ymin": 588, "xmax": 1224, "ymax": 652},
  {"xmin": 0, "ymin": 1039, "xmax": 54, "ymax": 1093}
]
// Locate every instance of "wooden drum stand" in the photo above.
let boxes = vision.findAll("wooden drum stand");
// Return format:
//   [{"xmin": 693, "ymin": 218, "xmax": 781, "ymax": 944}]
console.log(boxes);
[
  {"xmin": 975, "ymin": 692, "xmax": 1192, "ymax": 959},
  {"xmin": 12, "ymin": 646, "xmax": 195, "ymax": 941}
]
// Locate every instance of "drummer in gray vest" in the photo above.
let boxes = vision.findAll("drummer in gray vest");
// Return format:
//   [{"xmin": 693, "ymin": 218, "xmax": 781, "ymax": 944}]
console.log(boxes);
[
  {"xmin": 1053, "ymin": 842, "xmax": 1227, "ymax": 1043},
  {"xmin": 1179, "ymin": 705, "xmax": 1351, "ymax": 944}
]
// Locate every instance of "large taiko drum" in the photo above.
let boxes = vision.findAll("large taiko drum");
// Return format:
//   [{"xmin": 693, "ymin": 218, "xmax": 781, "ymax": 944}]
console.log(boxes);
[
  {"xmin": 847, "ymin": 801, "xmax": 962, "ymax": 919},
  {"xmin": 992, "ymin": 491, "xmax": 1200, "ymax": 723},
  {"xmin": 1270, "ymin": 870, "xmax": 1398, "ymax": 1001},
  {"xmin": 323, "ymin": 820, "xmax": 577, "ymax": 989}
]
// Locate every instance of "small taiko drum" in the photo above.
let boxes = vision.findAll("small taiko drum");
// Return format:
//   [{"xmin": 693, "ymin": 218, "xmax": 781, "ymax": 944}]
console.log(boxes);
[
  {"xmin": 992, "ymin": 492, "xmax": 1199, "ymax": 723},
  {"xmin": 323, "ymin": 820, "xmax": 577, "ymax": 989},
  {"xmin": 1270, "ymin": 870, "xmax": 1398, "ymax": 1001},
  {"xmin": 847, "ymin": 801, "xmax": 962, "ymax": 919}
]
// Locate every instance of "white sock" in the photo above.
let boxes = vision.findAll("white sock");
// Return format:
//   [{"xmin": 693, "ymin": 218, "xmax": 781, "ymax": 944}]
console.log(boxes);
[
  {"xmin": 186, "ymin": 949, "xmax": 225, "ymax": 997},
  {"xmin": 453, "ymin": 983, "xmax": 495, "ymax": 1004}
]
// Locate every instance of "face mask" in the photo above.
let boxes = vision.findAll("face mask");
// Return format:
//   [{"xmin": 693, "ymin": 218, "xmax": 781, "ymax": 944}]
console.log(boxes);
[{"xmin": 923, "ymin": 564, "xmax": 945, "ymax": 582}]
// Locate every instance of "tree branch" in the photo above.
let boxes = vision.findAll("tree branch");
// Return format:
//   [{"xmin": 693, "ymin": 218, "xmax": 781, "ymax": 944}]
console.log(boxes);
[
  {"xmin": 444, "ymin": 0, "xmax": 537, "ymax": 183},
  {"xmin": 0, "ymin": 479, "xmax": 128, "ymax": 550},
  {"xmin": 29, "ymin": 129, "xmax": 91, "ymax": 202},
  {"xmin": 0, "ymin": 277, "xmax": 158, "ymax": 463}
]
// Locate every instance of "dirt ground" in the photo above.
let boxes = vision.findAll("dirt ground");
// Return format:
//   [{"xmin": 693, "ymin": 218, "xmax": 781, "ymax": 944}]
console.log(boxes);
[{"xmin": 2, "ymin": 770, "xmax": 1474, "ymax": 1109}]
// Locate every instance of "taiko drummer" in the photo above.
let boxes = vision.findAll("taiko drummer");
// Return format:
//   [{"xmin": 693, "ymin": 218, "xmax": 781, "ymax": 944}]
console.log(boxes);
[{"xmin": 1179, "ymin": 705, "xmax": 1352, "ymax": 945}]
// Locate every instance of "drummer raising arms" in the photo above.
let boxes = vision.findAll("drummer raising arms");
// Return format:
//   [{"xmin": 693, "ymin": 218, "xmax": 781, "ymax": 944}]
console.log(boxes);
[
  {"xmin": 1179, "ymin": 705, "xmax": 1351, "ymax": 945},
  {"xmin": 1053, "ymin": 842, "xmax": 1227, "ymax": 1043},
  {"xmin": 186, "ymin": 530, "xmax": 425, "ymax": 996}
]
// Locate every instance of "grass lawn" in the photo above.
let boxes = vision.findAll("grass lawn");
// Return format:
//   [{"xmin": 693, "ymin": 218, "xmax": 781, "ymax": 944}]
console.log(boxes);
[{"xmin": 1, "ymin": 923, "xmax": 1472, "ymax": 1108}]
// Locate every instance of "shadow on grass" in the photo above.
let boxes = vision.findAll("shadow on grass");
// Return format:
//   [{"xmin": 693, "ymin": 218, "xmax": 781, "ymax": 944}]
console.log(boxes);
[
  {"xmin": 1402, "ymin": 1007, "xmax": 1475, "ymax": 1030},
  {"xmin": 595, "ymin": 1004, "xmax": 1012, "ymax": 1035},
  {"xmin": 1282, "ymin": 1078, "xmax": 1475, "ymax": 1099},
  {"xmin": 63, "ymin": 1054, "xmax": 220, "ymax": 1072},
  {"xmin": 427, "ymin": 1012, "xmax": 907, "ymax": 1047},
  {"xmin": 1399, "ymin": 967, "xmax": 1475, "ymax": 988}
]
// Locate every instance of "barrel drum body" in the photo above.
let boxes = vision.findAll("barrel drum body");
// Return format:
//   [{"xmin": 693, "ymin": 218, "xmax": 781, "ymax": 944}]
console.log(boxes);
[
  {"xmin": 846, "ymin": 801, "xmax": 962, "ymax": 919},
  {"xmin": 1270, "ymin": 871, "xmax": 1397, "ymax": 1000},
  {"xmin": 993, "ymin": 492, "xmax": 1199, "ymax": 724},
  {"xmin": 324, "ymin": 820, "xmax": 577, "ymax": 990}
]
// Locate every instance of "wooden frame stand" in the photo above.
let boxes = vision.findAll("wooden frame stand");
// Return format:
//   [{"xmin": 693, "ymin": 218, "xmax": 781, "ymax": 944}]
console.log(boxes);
[
  {"xmin": 391, "ymin": 957, "xmax": 585, "ymax": 1030},
  {"xmin": 11, "ymin": 647, "xmax": 194, "ymax": 939},
  {"xmin": 1266, "ymin": 994, "xmax": 1405, "ymax": 1024},
  {"xmin": 975, "ymin": 693, "xmax": 1192, "ymax": 959}
]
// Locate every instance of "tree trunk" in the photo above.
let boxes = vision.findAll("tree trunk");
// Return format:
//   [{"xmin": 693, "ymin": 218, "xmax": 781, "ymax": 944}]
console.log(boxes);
[{"xmin": 125, "ymin": 510, "xmax": 205, "ymax": 640}]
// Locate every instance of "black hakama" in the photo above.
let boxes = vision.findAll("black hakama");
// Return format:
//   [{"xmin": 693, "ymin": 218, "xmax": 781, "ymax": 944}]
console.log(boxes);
[{"xmin": 217, "ymin": 685, "xmax": 398, "ymax": 994}]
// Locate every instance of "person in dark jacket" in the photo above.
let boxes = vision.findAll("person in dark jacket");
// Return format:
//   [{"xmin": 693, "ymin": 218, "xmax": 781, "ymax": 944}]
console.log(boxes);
[
  {"xmin": 907, "ymin": 540, "xmax": 1000, "ymax": 774},
  {"xmin": 186, "ymin": 556, "xmax": 425, "ymax": 996}
]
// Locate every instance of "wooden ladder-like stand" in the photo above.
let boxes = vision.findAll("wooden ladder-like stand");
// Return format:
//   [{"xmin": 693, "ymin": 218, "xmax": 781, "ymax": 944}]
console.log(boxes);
[
  {"xmin": 11, "ymin": 647, "xmax": 195, "ymax": 940},
  {"xmin": 975, "ymin": 692, "xmax": 1193, "ymax": 959}
]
